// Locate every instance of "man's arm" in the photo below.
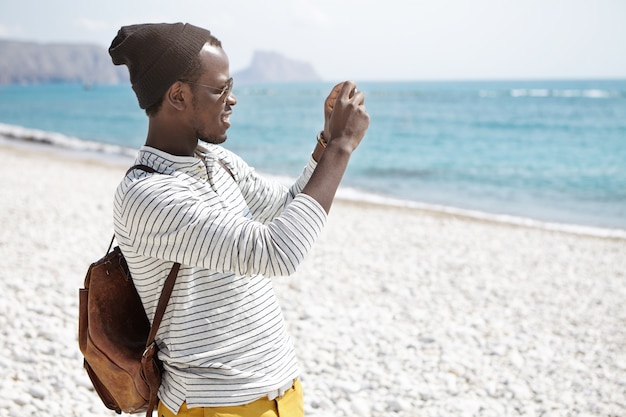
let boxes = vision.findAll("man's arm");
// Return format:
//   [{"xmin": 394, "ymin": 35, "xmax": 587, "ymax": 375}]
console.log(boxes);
[{"xmin": 303, "ymin": 81, "xmax": 370, "ymax": 213}]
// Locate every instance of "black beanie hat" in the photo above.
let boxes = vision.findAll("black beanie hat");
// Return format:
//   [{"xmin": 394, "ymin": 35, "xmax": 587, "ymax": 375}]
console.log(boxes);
[{"xmin": 109, "ymin": 22, "xmax": 214, "ymax": 109}]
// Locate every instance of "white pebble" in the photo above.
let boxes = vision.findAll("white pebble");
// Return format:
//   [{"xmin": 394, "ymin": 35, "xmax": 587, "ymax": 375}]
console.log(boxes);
[
  {"xmin": 27, "ymin": 386, "xmax": 47, "ymax": 400},
  {"xmin": 387, "ymin": 398, "xmax": 410, "ymax": 412},
  {"xmin": 351, "ymin": 400, "xmax": 371, "ymax": 415}
]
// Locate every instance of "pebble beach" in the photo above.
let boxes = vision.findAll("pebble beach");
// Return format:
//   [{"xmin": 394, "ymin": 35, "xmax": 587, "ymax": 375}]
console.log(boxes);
[{"xmin": 0, "ymin": 139, "xmax": 624, "ymax": 417}]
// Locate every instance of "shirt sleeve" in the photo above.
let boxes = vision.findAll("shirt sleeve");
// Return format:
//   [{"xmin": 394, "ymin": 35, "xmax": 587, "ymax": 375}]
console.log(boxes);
[
  {"xmin": 209, "ymin": 145, "xmax": 317, "ymax": 225},
  {"xmin": 115, "ymin": 173, "xmax": 327, "ymax": 278}
]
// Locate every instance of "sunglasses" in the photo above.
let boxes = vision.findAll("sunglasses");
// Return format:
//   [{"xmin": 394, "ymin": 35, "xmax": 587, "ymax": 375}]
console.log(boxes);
[{"xmin": 180, "ymin": 77, "xmax": 234, "ymax": 103}]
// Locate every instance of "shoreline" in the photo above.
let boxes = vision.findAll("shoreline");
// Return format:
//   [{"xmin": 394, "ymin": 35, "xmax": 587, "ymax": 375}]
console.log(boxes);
[{"xmin": 2, "ymin": 126, "xmax": 625, "ymax": 241}]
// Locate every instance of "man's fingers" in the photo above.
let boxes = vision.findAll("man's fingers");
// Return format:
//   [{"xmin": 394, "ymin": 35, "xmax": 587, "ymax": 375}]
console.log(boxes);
[
  {"xmin": 339, "ymin": 81, "xmax": 356, "ymax": 99},
  {"xmin": 352, "ymin": 91, "xmax": 365, "ymax": 105}
]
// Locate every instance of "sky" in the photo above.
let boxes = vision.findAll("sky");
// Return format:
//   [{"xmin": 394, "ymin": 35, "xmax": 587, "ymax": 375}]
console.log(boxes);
[{"xmin": 1, "ymin": 0, "xmax": 625, "ymax": 81}]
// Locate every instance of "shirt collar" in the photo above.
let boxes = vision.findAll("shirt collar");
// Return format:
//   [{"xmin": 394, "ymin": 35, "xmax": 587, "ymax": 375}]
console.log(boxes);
[{"xmin": 136, "ymin": 146, "xmax": 208, "ymax": 180}]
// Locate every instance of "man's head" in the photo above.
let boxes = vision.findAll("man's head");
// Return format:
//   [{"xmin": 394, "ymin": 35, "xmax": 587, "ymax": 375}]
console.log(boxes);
[
  {"xmin": 109, "ymin": 23, "xmax": 236, "ymax": 153},
  {"xmin": 108, "ymin": 22, "xmax": 221, "ymax": 112}
]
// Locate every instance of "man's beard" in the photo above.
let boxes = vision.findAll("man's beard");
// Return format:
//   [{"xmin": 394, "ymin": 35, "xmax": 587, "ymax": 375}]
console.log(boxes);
[{"xmin": 196, "ymin": 131, "xmax": 227, "ymax": 144}]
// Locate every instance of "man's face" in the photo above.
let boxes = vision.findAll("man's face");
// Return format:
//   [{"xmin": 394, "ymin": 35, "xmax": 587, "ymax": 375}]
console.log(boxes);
[{"xmin": 189, "ymin": 44, "xmax": 236, "ymax": 144}]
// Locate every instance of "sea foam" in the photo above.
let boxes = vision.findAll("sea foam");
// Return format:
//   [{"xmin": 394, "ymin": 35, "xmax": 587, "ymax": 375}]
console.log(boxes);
[{"xmin": 0, "ymin": 122, "xmax": 136, "ymax": 158}]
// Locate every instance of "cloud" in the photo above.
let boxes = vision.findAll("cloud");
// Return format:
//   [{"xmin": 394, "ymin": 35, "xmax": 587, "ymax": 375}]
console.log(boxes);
[
  {"xmin": 292, "ymin": 0, "xmax": 331, "ymax": 26},
  {"xmin": 74, "ymin": 17, "xmax": 109, "ymax": 33}
]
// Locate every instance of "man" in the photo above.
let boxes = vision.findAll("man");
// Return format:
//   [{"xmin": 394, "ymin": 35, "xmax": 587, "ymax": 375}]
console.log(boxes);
[{"xmin": 109, "ymin": 22, "xmax": 369, "ymax": 417}]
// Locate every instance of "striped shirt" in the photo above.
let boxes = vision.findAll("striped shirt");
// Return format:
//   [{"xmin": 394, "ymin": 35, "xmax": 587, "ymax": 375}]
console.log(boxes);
[{"xmin": 113, "ymin": 143, "xmax": 326, "ymax": 413}]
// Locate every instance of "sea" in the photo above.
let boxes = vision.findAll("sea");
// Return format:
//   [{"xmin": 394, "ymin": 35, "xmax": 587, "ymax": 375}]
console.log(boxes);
[{"xmin": 1, "ymin": 79, "xmax": 625, "ymax": 236}]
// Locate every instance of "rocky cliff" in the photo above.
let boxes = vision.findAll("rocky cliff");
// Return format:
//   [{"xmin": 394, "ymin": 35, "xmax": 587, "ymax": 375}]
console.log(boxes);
[
  {"xmin": 0, "ymin": 40, "xmax": 320, "ymax": 85},
  {"xmin": 233, "ymin": 50, "xmax": 321, "ymax": 83},
  {"xmin": 0, "ymin": 40, "xmax": 128, "ymax": 85}
]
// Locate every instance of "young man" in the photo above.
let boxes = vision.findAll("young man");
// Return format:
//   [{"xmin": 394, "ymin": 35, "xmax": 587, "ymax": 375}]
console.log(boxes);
[{"xmin": 109, "ymin": 22, "xmax": 369, "ymax": 417}]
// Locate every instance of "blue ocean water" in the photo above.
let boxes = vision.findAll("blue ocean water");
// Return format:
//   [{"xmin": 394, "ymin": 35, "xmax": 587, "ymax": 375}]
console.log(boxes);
[{"xmin": 1, "ymin": 80, "xmax": 625, "ymax": 231}]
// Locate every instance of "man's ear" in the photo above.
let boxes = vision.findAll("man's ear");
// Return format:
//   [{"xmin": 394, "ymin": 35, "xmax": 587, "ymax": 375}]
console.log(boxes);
[{"xmin": 165, "ymin": 81, "xmax": 189, "ymax": 111}]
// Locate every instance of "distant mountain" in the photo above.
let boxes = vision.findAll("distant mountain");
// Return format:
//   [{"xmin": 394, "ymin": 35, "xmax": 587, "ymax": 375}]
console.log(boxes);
[
  {"xmin": 0, "ymin": 40, "xmax": 128, "ymax": 85},
  {"xmin": 233, "ymin": 51, "xmax": 321, "ymax": 83},
  {"xmin": 0, "ymin": 40, "xmax": 320, "ymax": 85}
]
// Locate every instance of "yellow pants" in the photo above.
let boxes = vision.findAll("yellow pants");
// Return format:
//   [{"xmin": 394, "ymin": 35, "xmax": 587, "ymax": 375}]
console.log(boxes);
[{"xmin": 157, "ymin": 379, "xmax": 304, "ymax": 417}]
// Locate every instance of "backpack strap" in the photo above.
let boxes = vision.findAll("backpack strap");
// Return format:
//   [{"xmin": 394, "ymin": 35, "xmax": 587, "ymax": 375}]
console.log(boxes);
[
  {"xmin": 147, "ymin": 262, "xmax": 180, "ymax": 344},
  {"xmin": 217, "ymin": 159, "xmax": 235, "ymax": 181},
  {"xmin": 144, "ymin": 259, "xmax": 180, "ymax": 417},
  {"xmin": 126, "ymin": 164, "xmax": 157, "ymax": 176}
]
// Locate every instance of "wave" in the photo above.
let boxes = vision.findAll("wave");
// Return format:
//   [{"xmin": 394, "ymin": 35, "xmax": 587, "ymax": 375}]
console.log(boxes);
[
  {"xmin": 0, "ymin": 122, "xmax": 137, "ymax": 158},
  {"xmin": 478, "ymin": 88, "xmax": 623, "ymax": 99}
]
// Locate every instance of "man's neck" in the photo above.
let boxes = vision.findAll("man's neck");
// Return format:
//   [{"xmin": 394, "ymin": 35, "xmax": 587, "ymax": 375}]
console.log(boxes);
[{"xmin": 145, "ymin": 119, "xmax": 197, "ymax": 157}]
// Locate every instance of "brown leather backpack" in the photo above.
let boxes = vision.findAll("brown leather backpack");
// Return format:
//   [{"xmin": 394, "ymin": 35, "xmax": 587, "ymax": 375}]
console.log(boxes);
[{"xmin": 79, "ymin": 165, "xmax": 180, "ymax": 416}]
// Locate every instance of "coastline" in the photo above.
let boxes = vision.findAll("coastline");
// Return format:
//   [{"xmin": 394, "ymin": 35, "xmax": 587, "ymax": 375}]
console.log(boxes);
[
  {"xmin": 1, "ymin": 122, "xmax": 625, "ymax": 240},
  {"xmin": 1, "ymin": 139, "xmax": 625, "ymax": 416}
]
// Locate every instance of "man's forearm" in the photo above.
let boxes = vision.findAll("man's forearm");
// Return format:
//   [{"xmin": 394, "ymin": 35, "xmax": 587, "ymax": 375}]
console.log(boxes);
[{"xmin": 302, "ymin": 139, "xmax": 353, "ymax": 213}]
